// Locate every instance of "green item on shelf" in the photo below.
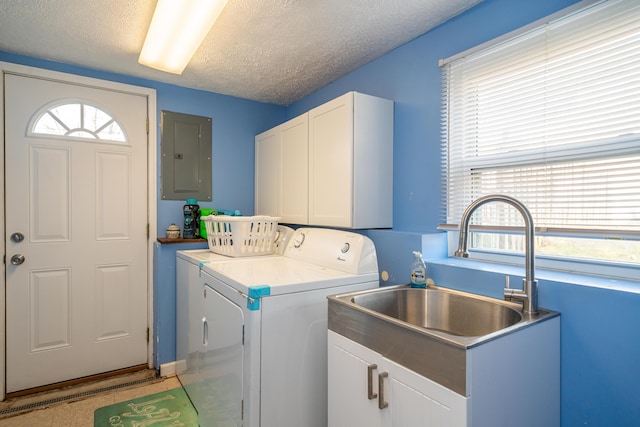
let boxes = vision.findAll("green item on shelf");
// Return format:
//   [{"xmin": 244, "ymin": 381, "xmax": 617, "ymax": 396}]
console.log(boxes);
[{"xmin": 199, "ymin": 208, "xmax": 217, "ymax": 238}]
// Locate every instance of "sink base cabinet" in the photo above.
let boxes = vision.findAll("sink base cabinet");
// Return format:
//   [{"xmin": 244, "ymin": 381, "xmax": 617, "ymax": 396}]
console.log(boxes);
[
  {"xmin": 328, "ymin": 331, "xmax": 467, "ymax": 427},
  {"xmin": 329, "ymin": 314, "xmax": 560, "ymax": 427}
]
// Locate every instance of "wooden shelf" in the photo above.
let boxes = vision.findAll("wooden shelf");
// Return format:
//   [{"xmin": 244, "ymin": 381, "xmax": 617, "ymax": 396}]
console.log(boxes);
[{"xmin": 157, "ymin": 237, "xmax": 207, "ymax": 244}]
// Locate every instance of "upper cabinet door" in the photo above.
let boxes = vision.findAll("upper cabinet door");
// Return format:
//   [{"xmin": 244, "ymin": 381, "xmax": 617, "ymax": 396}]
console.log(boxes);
[
  {"xmin": 309, "ymin": 92, "xmax": 394, "ymax": 229},
  {"xmin": 255, "ymin": 127, "xmax": 281, "ymax": 217},
  {"xmin": 281, "ymin": 114, "xmax": 309, "ymax": 224},
  {"xmin": 255, "ymin": 113, "xmax": 308, "ymax": 222},
  {"xmin": 309, "ymin": 93, "xmax": 354, "ymax": 228}
]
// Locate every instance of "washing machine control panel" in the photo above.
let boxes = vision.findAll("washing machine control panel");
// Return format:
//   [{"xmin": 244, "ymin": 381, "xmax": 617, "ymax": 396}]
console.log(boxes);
[{"xmin": 284, "ymin": 228, "xmax": 377, "ymax": 275}]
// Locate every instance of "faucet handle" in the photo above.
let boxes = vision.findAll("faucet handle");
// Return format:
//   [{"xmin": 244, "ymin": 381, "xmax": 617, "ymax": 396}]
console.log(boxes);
[
  {"xmin": 454, "ymin": 249, "xmax": 469, "ymax": 258},
  {"xmin": 505, "ymin": 275, "xmax": 510, "ymax": 289}
]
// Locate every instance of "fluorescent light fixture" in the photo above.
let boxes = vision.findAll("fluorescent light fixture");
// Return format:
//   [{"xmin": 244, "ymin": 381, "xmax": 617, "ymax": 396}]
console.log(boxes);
[{"xmin": 139, "ymin": 0, "xmax": 228, "ymax": 74}]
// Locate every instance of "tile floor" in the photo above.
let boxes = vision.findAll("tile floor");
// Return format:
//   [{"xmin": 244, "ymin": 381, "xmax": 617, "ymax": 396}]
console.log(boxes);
[{"xmin": 0, "ymin": 373, "xmax": 183, "ymax": 427}]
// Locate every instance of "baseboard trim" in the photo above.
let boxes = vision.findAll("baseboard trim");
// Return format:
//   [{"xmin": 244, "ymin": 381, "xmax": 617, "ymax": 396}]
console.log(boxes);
[{"xmin": 160, "ymin": 361, "xmax": 177, "ymax": 377}]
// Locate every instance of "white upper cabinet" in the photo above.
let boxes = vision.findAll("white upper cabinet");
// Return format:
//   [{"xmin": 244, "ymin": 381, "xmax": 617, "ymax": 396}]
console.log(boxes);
[
  {"xmin": 256, "ymin": 92, "xmax": 393, "ymax": 229},
  {"xmin": 308, "ymin": 92, "xmax": 393, "ymax": 228},
  {"xmin": 280, "ymin": 114, "xmax": 309, "ymax": 223},
  {"xmin": 255, "ymin": 126, "xmax": 281, "ymax": 217},
  {"xmin": 255, "ymin": 113, "xmax": 308, "ymax": 222}
]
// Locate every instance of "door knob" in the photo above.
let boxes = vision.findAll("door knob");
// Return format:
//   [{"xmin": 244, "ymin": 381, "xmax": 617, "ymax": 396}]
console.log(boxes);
[
  {"xmin": 11, "ymin": 254, "xmax": 25, "ymax": 265},
  {"xmin": 11, "ymin": 232, "xmax": 25, "ymax": 243}
]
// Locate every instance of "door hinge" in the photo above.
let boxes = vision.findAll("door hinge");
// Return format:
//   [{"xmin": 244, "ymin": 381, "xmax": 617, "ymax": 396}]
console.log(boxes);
[
  {"xmin": 146, "ymin": 328, "xmax": 150, "ymax": 343},
  {"xmin": 241, "ymin": 400, "xmax": 244, "ymax": 420},
  {"xmin": 146, "ymin": 118, "xmax": 149, "ymax": 134},
  {"xmin": 147, "ymin": 223, "xmax": 150, "ymax": 239},
  {"xmin": 242, "ymin": 325, "xmax": 245, "ymax": 346}
]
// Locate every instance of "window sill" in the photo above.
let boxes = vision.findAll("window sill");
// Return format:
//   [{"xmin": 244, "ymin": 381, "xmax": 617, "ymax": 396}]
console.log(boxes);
[{"xmin": 426, "ymin": 256, "xmax": 640, "ymax": 294}]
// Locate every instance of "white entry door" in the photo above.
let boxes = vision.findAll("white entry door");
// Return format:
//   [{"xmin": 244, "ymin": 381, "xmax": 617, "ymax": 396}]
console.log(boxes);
[{"xmin": 4, "ymin": 73, "xmax": 149, "ymax": 393}]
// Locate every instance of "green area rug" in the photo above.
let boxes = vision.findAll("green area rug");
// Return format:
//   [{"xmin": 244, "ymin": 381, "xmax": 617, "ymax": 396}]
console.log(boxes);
[{"xmin": 94, "ymin": 387, "xmax": 198, "ymax": 427}]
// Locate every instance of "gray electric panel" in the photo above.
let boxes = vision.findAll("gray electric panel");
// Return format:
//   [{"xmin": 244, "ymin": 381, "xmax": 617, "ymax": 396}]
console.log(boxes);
[{"xmin": 161, "ymin": 110, "xmax": 212, "ymax": 201}]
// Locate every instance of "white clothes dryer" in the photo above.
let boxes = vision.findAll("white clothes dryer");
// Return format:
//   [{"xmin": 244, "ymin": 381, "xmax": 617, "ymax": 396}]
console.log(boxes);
[
  {"xmin": 176, "ymin": 227, "xmax": 379, "ymax": 427},
  {"xmin": 175, "ymin": 225, "xmax": 293, "ymax": 398}
]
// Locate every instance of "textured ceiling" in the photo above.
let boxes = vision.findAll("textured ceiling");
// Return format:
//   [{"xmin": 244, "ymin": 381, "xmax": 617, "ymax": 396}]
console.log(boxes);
[{"xmin": 0, "ymin": 0, "xmax": 480, "ymax": 105}]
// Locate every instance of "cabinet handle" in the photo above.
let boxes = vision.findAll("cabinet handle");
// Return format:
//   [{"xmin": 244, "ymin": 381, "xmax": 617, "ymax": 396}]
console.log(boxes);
[
  {"xmin": 202, "ymin": 316, "xmax": 208, "ymax": 346},
  {"xmin": 367, "ymin": 364, "xmax": 378, "ymax": 399},
  {"xmin": 378, "ymin": 372, "xmax": 389, "ymax": 410}
]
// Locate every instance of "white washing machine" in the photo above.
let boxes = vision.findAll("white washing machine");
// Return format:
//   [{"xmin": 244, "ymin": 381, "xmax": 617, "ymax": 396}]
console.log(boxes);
[{"xmin": 176, "ymin": 227, "xmax": 379, "ymax": 427}]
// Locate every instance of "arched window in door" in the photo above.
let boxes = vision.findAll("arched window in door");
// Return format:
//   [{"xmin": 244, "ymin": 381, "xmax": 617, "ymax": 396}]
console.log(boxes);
[{"xmin": 29, "ymin": 100, "xmax": 127, "ymax": 143}]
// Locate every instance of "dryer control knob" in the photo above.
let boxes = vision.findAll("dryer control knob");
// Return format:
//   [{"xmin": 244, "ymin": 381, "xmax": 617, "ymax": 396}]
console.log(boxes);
[{"xmin": 293, "ymin": 233, "xmax": 306, "ymax": 248}]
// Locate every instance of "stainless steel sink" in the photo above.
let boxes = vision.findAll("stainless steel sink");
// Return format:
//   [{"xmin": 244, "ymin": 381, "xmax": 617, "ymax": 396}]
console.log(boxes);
[
  {"xmin": 328, "ymin": 284, "xmax": 559, "ymax": 395},
  {"xmin": 350, "ymin": 286, "xmax": 522, "ymax": 337}
]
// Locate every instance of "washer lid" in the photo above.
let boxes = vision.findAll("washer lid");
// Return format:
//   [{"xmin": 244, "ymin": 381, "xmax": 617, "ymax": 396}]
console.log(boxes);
[
  {"xmin": 176, "ymin": 249, "xmax": 228, "ymax": 265},
  {"xmin": 176, "ymin": 249, "xmax": 279, "ymax": 265},
  {"xmin": 201, "ymin": 256, "xmax": 378, "ymax": 296}
]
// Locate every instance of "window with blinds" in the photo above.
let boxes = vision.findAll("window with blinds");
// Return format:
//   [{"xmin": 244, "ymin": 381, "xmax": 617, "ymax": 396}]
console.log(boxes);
[{"xmin": 440, "ymin": 0, "xmax": 640, "ymax": 266}]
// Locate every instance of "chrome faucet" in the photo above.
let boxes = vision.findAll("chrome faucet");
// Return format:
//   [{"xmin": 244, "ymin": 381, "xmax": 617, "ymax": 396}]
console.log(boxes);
[{"xmin": 454, "ymin": 194, "xmax": 539, "ymax": 314}]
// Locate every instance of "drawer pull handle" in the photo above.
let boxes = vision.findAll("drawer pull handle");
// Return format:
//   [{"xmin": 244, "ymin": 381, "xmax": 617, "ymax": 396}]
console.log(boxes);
[
  {"xmin": 367, "ymin": 364, "xmax": 378, "ymax": 400},
  {"xmin": 378, "ymin": 372, "xmax": 389, "ymax": 409}
]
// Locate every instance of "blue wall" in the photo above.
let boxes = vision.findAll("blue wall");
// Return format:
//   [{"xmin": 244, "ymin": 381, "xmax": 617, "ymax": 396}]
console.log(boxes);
[
  {"xmin": 288, "ymin": 0, "xmax": 583, "ymax": 232},
  {"xmin": 3, "ymin": 0, "xmax": 640, "ymax": 425},
  {"xmin": 287, "ymin": 0, "xmax": 640, "ymax": 425}
]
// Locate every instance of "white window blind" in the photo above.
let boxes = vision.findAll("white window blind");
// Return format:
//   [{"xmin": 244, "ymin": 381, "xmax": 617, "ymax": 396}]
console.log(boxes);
[{"xmin": 440, "ymin": 0, "xmax": 640, "ymax": 240}]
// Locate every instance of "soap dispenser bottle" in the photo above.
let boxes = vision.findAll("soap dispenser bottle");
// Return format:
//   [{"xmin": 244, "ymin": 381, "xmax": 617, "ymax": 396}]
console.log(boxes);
[{"xmin": 410, "ymin": 251, "xmax": 427, "ymax": 288}]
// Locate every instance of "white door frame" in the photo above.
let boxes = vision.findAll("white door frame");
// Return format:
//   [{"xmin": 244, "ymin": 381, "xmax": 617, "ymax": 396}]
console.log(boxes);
[{"xmin": 0, "ymin": 61, "xmax": 158, "ymax": 401}]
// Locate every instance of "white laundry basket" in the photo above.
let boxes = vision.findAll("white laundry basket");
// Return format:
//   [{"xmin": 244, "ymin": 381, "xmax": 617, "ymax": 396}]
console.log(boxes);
[{"xmin": 201, "ymin": 215, "xmax": 281, "ymax": 257}]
